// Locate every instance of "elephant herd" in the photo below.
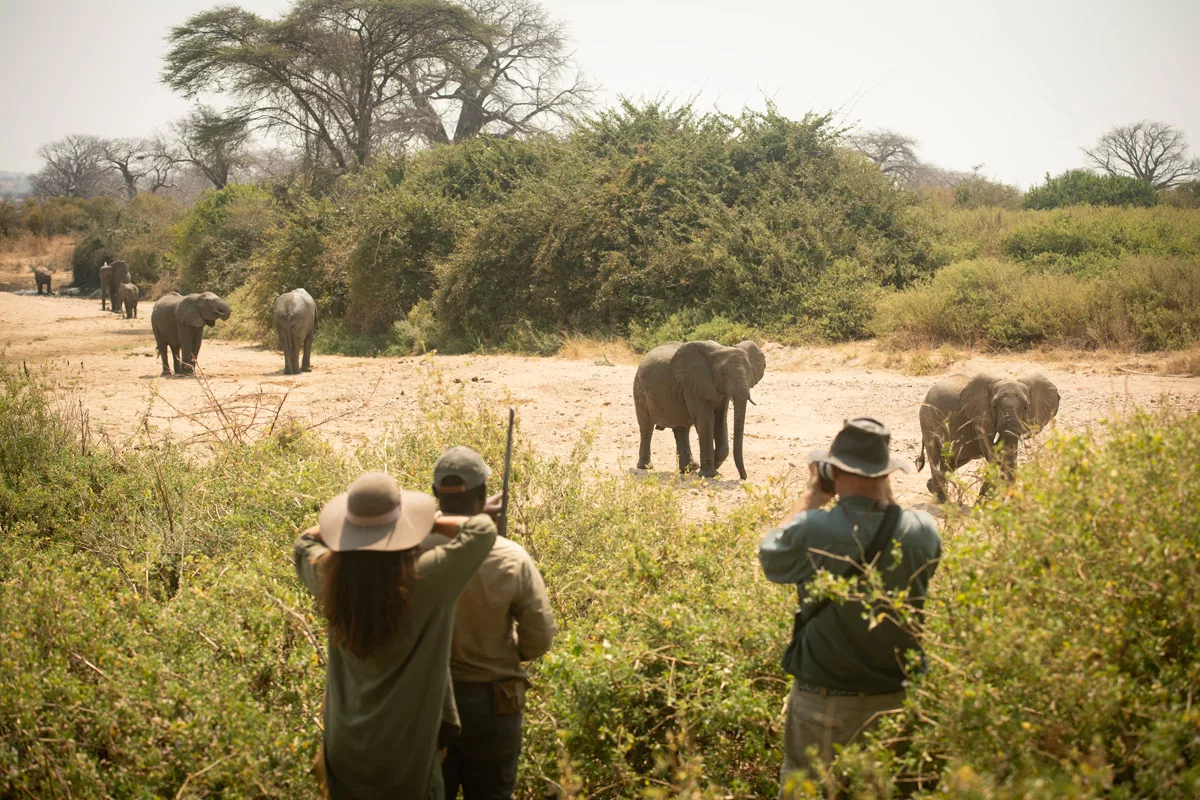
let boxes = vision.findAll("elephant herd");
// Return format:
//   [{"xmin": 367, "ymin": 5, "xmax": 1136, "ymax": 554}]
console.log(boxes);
[
  {"xmin": 80, "ymin": 261, "xmax": 312, "ymax": 378},
  {"xmin": 633, "ymin": 339, "xmax": 1061, "ymax": 503}
]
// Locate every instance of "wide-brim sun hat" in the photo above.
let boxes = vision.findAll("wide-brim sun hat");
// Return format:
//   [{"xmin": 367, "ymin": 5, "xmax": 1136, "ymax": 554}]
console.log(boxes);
[
  {"xmin": 806, "ymin": 417, "xmax": 914, "ymax": 478},
  {"xmin": 318, "ymin": 471, "xmax": 437, "ymax": 552}
]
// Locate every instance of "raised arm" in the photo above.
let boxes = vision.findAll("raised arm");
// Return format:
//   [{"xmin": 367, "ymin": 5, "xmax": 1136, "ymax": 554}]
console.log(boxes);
[{"xmin": 415, "ymin": 514, "xmax": 498, "ymax": 604}]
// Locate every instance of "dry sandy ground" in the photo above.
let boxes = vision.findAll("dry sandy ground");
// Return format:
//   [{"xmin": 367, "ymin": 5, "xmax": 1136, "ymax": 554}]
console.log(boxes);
[{"xmin": 3, "ymin": 293, "xmax": 1199, "ymax": 512}]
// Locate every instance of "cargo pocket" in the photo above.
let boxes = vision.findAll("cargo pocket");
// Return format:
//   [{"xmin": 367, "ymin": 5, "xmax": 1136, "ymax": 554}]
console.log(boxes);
[{"xmin": 492, "ymin": 678, "xmax": 527, "ymax": 715}]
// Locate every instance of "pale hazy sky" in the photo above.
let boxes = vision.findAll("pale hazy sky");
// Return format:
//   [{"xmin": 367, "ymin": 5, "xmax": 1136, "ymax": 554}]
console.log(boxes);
[{"xmin": 2, "ymin": 0, "xmax": 1197, "ymax": 188}]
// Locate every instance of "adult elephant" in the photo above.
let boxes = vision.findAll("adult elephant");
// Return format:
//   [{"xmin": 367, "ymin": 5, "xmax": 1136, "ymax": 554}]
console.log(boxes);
[
  {"xmin": 273, "ymin": 288, "xmax": 316, "ymax": 374},
  {"xmin": 120, "ymin": 283, "xmax": 139, "ymax": 319},
  {"xmin": 633, "ymin": 340, "xmax": 766, "ymax": 480},
  {"xmin": 100, "ymin": 261, "xmax": 129, "ymax": 314},
  {"xmin": 916, "ymin": 371, "xmax": 1060, "ymax": 502},
  {"xmin": 34, "ymin": 267, "xmax": 52, "ymax": 295},
  {"xmin": 151, "ymin": 291, "xmax": 232, "ymax": 376}
]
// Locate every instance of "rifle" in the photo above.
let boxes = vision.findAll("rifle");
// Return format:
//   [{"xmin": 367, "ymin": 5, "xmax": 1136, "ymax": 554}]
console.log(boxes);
[{"xmin": 498, "ymin": 407, "xmax": 515, "ymax": 537}]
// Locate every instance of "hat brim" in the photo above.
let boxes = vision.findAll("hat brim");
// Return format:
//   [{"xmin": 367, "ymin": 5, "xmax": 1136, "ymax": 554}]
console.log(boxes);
[
  {"xmin": 318, "ymin": 490, "xmax": 437, "ymax": 552},
  {"xmin": 806, "ymin": 449, "xmax": 914, "ymax": 477}
]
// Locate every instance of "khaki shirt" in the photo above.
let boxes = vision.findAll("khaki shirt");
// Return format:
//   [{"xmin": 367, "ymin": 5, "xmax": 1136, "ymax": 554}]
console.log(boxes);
[{"xmin": 421, "ymin": 534, "xmax": 557, "ymax": 683}]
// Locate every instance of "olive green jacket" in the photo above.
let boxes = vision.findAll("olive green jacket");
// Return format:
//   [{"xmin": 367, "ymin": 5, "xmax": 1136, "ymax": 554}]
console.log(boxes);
[{"xmin": 295, "ymin": 514, "xmax": 497, "ymax": 799}]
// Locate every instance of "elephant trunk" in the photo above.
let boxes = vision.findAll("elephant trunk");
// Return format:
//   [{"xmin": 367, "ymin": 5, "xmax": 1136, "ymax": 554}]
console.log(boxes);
[
  {"xmin": 733, "ymin": 397, "xmax": 747, "ymax": 480},
  {"xmin": 997, "ymin": 422, "xmax": 1021, "ymax": 480}
]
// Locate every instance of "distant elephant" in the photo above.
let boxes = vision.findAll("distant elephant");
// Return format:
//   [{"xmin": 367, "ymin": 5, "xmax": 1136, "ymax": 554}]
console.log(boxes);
[
  {"xmin": 120, "ymin": 283, "xmax": 139, "ymax": 319},
  {"xmin": 34, "ymin": 267, "xmax": 52, "ymax": 295},
  {"xmin": 916, "ymin": 371, "xmax": 1060, "ymax": 502},
  {"xmin": 634, "ymin": 339, "xmax": 766, "ymax": 480},
  {"xmin": 151, "ymin": 291, "xmax": 232, "ymax": 376},
  {"xmin": 99, "ymin": 263, "xmax": 113, "ymax": 310},
  {"xmin": 100, "ymin": 261, "xmax": 129, "ymax": 314},
  {"xmin": 273, "ymin": 288, "xmax": 316, "ymax": 374}
]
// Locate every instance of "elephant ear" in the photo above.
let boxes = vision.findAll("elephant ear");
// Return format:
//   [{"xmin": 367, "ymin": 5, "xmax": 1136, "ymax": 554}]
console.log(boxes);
[
  {"xmin": 960, "ymin": 373, "xmax": 1001, "ymax": 440},
  {"xmin": 177, "ymin": 295, "xmax": 204, "ymax": 329},
  {"xmin": 671, "ymin": 341, "xmax": 721, "ymax": 406},
  {"xmin": 1017, "ymin": 372, "xmax": 1060, "ymax": 436},
  {"xmin": 735, "ymin": 340, "xmax": 766, "ymax": 387}
]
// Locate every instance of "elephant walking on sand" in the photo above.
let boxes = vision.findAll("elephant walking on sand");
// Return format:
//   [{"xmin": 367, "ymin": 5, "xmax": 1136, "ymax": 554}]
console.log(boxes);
[
  {"xmin": 99, "ymin": 261, "xmax": 129, "ymax": 313},
  {"xmin": 273, "ymin": 288, "xmax": 316, "ymax": 374},
  {"xmin": 916, "ymin": 371, "xmax": 1060, "ymax": 502},
  {"xmin": 151, "ymin": 292, "xmax": 232, "ymax": 376},
  {"xmin": 34, "ymin": 267, "xmax": 52, "ymax": 295},
  {"xmin": 634, "ymin": 340, "xmax": 766, "ymax": 480},
  {"xmin": 121, "ymin": 283, "xmax": 139, "ymax": 319}
]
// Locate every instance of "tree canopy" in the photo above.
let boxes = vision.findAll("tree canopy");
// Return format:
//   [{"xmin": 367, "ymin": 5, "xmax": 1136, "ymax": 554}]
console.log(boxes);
[
  {"xmin": 163, "ymin": 0, "xmax": 589, "ymax": 171},
  {"xmin": 1083, "ymin": 120, "xmax": 1200, "ymax": 189}
]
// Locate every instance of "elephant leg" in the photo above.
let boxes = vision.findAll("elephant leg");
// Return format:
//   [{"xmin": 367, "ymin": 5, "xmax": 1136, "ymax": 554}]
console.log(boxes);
[
  {"xmin": 713, "ymin": 399, "xmax": 730, "ymax": 469},
  {"xmin": 635, "ymin": 401, "xmax": 654, "ymax": 470},
  {"xmin": 695, "ymin": 412, "xmax": 717, "ymax": 477},
  {"xmin": 924, "ymin": 438, "xmax": 949, "ymax": 502},
  {"xmin": 170, "ymin": 345, "xmax": 181, "ymax": 375},
  {"xmin": 672, "ymin": 427, "xmax": 697, "ymax": 473},
  {"xmin": 301, "ymin": 330, "xmax": 313, "ymax": 372},
  {"xmin": 158, "ymin": 342, "xmax": 171, "ymax": 376}
]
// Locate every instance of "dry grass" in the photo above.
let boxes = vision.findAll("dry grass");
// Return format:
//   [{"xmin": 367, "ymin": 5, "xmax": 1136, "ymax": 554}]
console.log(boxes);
[
  {"xmin": 0, "ymin": 235, "xmax": 77, "ymax": 290},
  {"xmin": 556, "ymin": 334, "xmax": 641, "ymax": 365}
]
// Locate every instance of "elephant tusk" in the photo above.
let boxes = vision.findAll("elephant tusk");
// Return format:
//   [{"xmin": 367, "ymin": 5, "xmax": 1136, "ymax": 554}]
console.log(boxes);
[{"xmin": 747, "ymin": 396, "xmax": 757, "ymax": 406}]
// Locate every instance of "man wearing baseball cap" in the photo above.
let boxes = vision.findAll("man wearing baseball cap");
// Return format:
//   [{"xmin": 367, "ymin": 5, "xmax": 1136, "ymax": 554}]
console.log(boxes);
[
  {"xmin": 759, "ymin": 418, "xmax": 941, "ymax": 796},
  {"xmin": 294, "ymin": 471, "xmax": 497, "ymax": 799},
  {"xmin": 425, "ymin": 446, "xmax": 556, "ymax": 800}
]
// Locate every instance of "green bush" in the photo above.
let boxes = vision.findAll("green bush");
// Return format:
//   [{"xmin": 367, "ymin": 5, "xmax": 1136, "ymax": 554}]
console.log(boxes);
[
  {"xmin": 820, "ymin": 411, "xmax": 1200, "ymax": 799},
  {"xmin": 1162, "ymin": 181, "xmax": 1200, "ymax": 209},
  {"xmin": 71, "ymin": 234, "xmax": 119, "ymax": 289},
  {"xmin": 174, "ymin": 184, "xmax": 281, "ymax": 295},
  {"xmin": 1001, "ymin": 207, "xmax": 1199, "ymax": 274},
  {"xmin": 1023, "ymin": 169, "xmax": 1160, "ymax": 210},
  {"xmin": 953, "ymin": 175, "xmax": 1023, "ymax": 210},
  {"xmin": 875, "ymin": 256, "xmax": 1200, "ymax": 351}
]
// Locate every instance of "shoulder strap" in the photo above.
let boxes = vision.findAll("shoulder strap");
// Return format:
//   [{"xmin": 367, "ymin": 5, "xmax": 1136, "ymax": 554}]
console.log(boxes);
[{"xmin": 795, "ymin": 503, "xmax": 902, "ymax": 627}]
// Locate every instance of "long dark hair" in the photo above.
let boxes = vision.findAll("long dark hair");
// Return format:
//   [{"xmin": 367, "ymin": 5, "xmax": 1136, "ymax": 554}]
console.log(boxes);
[{"xmin": 320, "ymin": 548, "xmax": 417, "ymax": 658}]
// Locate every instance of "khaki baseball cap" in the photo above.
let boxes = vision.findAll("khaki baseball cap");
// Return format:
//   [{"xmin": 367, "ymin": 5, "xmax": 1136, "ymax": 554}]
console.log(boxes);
[{"xmin": 432, "ymin": 446, "xmax": 492, "ymax": 494}]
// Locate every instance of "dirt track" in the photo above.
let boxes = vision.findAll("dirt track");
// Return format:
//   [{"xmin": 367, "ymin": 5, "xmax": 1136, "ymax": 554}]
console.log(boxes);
[{"xmin": 3, "ymin": 292, "xmax": 1199, "ymax": 510}]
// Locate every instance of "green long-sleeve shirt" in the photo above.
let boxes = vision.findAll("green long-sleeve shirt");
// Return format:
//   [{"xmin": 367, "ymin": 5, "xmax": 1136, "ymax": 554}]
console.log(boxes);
[
  {"xmin": 759, "ymin": 496, "xmax": 941, "ymax": 694},
  {"xmin": 294, "ymin": 514, "xmax": 497, "ymax": 799}
]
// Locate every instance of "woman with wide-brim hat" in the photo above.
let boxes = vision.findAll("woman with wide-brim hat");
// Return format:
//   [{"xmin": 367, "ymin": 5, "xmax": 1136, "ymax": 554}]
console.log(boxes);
[{"xmin": 294, "ymin": 471, "xmax": 497, "ymax": 799}]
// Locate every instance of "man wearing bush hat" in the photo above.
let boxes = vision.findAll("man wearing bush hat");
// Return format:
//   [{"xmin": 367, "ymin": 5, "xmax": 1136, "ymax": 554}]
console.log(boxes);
[
  {"xmin": 759, "ymin": 417, "xmax": 941, "ymax": 795},
  {"xmin": 423, "ymin": 446, "xmax": 557, "ymax": 800}
]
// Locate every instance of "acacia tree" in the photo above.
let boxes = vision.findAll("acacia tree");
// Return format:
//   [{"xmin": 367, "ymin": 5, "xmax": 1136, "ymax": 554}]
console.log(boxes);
[
  {"xmin": 849, "ymin": 128, "xmax": 921, "ymax": 184},
  {"xmin": 32, "ymin": 134, "xmax": 112, "ymax": 198},
  {"xmin": 163, "ymin": 0, "xmax": 587, "ymax": 170},
  {"xmin": 171, "ymin": 108, "xmax": 252, "ymax": 189},
  {"xmin": 1083, "ymin": 121, "xmax": 1200, "ymax": 189}
]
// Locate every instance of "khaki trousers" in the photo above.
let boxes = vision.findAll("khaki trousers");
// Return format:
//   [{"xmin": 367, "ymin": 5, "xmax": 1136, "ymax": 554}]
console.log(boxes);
[{"xmin": 779, "ymin": 681, "xmax": 905, "ymax": 797}]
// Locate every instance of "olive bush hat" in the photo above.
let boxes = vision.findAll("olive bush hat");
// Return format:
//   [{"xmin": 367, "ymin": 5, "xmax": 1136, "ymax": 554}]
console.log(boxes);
[
  {"xmin": 318, "ymin": 471, "xmax": 437, "ymax": 552},
  {"xmin": 432, "ymin": 446, "xmax": 492, "ymax": 493},
  {"xmin": 806, "ymin": 417, "xmax": 914, "ymax": 477}
]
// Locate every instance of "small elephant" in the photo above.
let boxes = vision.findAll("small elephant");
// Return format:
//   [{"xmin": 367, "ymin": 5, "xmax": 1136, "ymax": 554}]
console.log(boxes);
[
  {"xmin": 151, "ymin": 291, "xmax": 232, "ymax": 376},
  {"xmin": 273, "ymin": 288, "xmax": 316, "ymax": 374},
  {"xmin": 634, "ymin": 339, "xmax": 766, "ymax": 480},
  {"xmin": 34, "ymin": 267, "xmax": 52, "ymax": 295},
  {"xmin": 99, "ymin": 261, "xmax": 130, "ymax": 313},
  {"xmin": 121, "ymin": 283, "xmax": 139, "ymax": 319},
  {"xmin": 916, "ymin": 371, "xmax": 1060, "ymax": 502}
]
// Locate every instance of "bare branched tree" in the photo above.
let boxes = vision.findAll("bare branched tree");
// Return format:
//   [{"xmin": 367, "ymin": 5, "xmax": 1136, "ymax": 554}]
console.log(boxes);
[
  {"xmin": 1083, "ymin": 121, "xmax": 1200, "ymax": 189},
  {"xmin": 849, "ymin": 128, "xmax": 921, "ymax": 184},
  {"xmin": 32, "ymin": 134, "xmax": 112, "ymax": 198},
  {"xmin": 411, "ymin": 0, "xmax": 594, "ymax": 144},
  {"xmin": 98, "ymin": 137, "xmax": 178, "ymax": 199}
]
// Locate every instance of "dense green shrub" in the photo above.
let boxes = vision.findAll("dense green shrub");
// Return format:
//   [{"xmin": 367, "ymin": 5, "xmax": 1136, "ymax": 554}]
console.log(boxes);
[
  {"xmin": 874, "ymin": 256, "xmax": 1200, "ymax": 350},
  {"xmin": 174, "ymin": 183, "xmax": 281, "ymax": 295},
  {"xmin": 1001, "ymin": 207, "xmax": 1199, "ymax": 274},
  {"xmin": 1023, "ymin": 169, "xmax": 1160, "ymax": 210},
  {"xmin": 19, "ymin": 196, "xmax": 119, "ymax": 238},
  {"xmin": 71, "ymin": 233, "xmax": 119, "ymax": 288},
  {"xmin": 1162, "ymin": 181, "xmax": 1200, "ymax": 209},
  {"xmin": 69, "ymin": 194, "xmax": 187, "ymax": 289}
]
